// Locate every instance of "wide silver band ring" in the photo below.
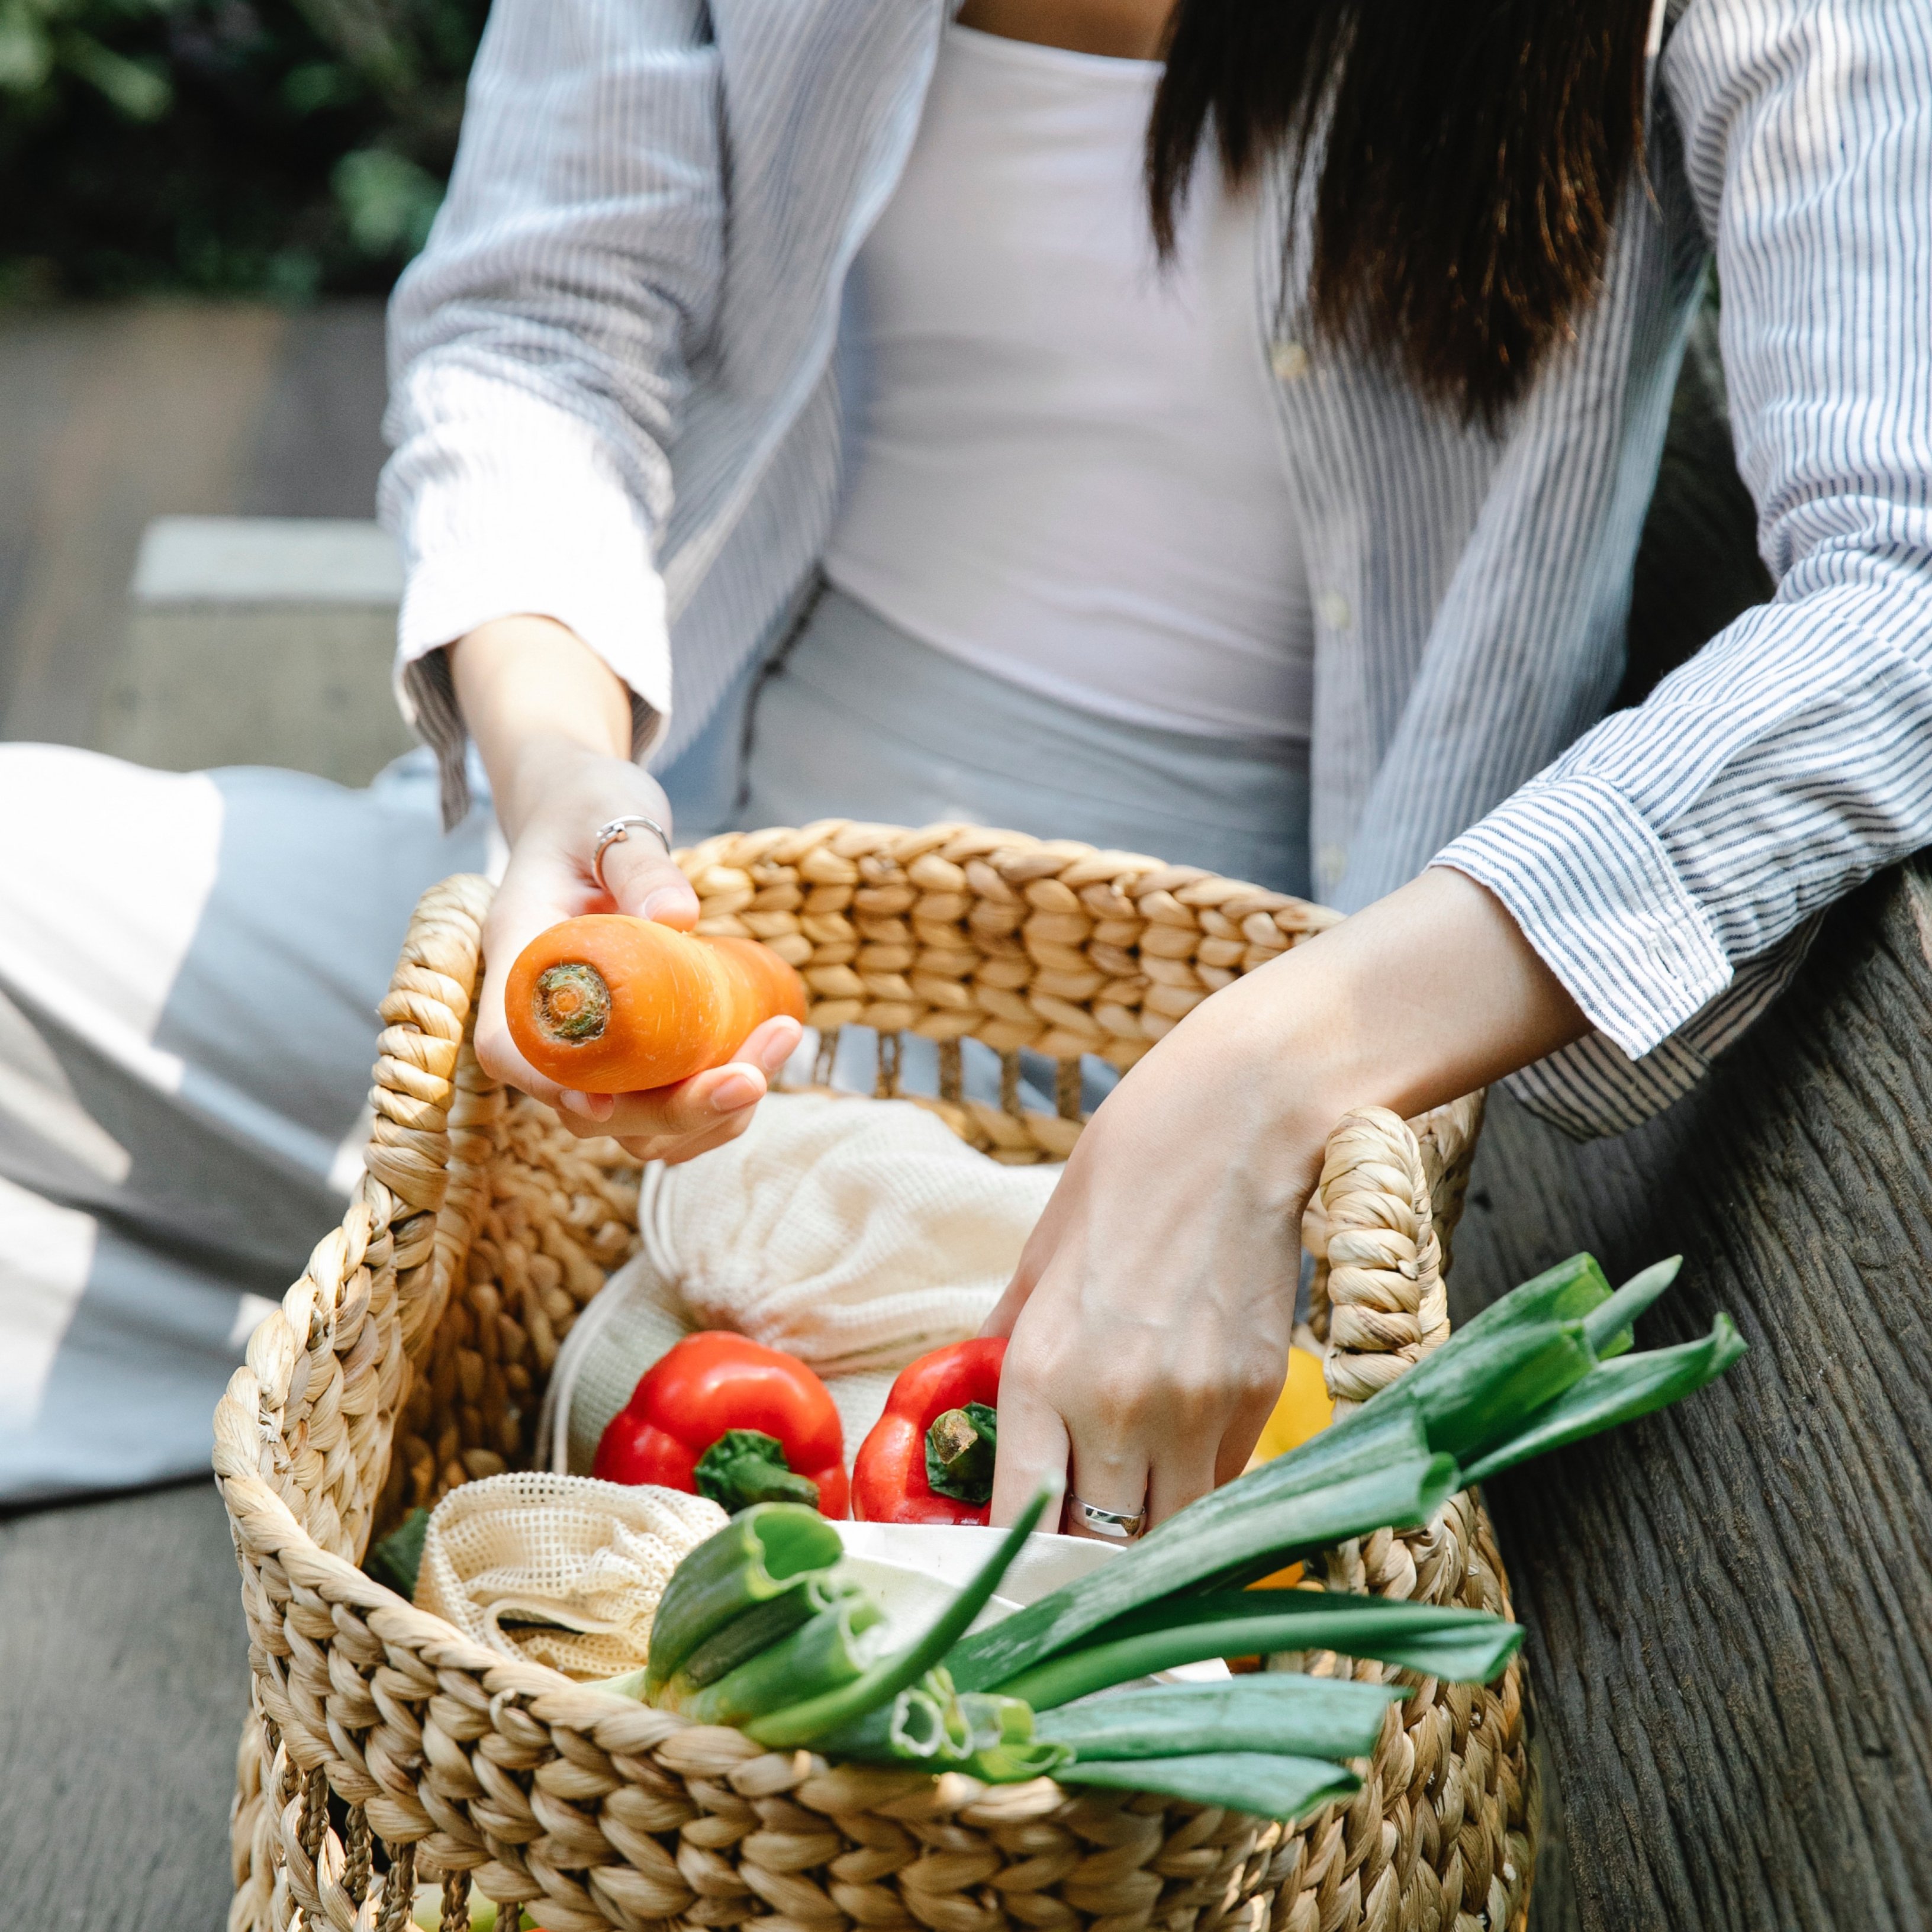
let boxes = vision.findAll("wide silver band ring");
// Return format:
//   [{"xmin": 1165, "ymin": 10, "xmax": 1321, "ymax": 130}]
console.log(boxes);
[
  {"xmin": 591, "ymin": 814, "xmax": 672, "ymax": 896},
  {"xmin": 1068, "ymin": 1495, "xmax": 1146, "ymax": 1541}
]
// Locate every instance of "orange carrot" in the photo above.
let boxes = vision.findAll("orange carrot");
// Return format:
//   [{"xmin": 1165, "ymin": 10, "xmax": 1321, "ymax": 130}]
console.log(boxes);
[{"xmin": 505, "ymin": 915, "xmax": 807, "ymax": 1093}]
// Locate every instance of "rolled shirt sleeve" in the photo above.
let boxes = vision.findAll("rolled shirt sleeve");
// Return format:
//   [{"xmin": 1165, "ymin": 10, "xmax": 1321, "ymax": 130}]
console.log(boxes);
[
  {"xmin": 1438, "ymin": 0, "xmax": 1932, "ymax": 1066},
  {"xmin": 379, "ymin": 0, "xmax": 726, "ymax": 820}
]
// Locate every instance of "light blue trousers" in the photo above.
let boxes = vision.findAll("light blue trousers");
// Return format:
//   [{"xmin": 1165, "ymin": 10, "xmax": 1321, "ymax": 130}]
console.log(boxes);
[{"xmin": 737, "ymin": 586, "xmax": 1313, "ymax": 899}]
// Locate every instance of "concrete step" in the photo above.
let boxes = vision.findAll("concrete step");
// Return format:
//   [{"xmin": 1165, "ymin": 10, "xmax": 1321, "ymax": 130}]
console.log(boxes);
[
  {"xmin": 0, "ymin": 300, "xmax": 393, "ymax": 777},
  {"xmin": 105, "ymin": 514, "xmax": 414, "ymax": 785}
]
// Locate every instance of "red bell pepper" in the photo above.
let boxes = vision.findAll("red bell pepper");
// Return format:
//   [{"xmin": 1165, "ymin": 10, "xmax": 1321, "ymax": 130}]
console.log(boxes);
[
  {"xmin": 852, "ymin": 1337, "xmax": 1006, "ymax": 1525},
  {"xmin": 593, "ymin": 1331, "xmax": 849, "ymax": 1518}
]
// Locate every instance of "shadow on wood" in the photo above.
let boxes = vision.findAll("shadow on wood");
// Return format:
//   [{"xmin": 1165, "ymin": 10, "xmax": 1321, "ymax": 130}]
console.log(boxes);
[{"xmin": 1454, "ymin": 861, "xmax": 1932, "ymax": 1932}]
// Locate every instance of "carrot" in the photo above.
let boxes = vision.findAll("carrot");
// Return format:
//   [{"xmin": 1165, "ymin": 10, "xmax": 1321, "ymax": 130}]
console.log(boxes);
[{"xmin": 505, "ymin": 915, "xmax": 807, "ymax": 1093}]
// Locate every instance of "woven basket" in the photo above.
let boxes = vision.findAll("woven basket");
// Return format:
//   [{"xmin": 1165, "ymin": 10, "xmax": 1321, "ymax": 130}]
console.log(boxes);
[{"xmin": 215, "ymin": 823, "xmax": 1534, "ymax": 1932}]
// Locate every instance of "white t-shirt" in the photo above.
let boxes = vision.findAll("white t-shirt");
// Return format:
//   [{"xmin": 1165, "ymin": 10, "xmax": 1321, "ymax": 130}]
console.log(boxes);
[{"xmin": 823, "ymin": 22, "xmax": 1312, "ymax": 742}]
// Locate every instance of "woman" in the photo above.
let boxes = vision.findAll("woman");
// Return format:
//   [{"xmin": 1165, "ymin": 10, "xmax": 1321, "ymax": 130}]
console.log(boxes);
[
  {"xmin": 390, "ymin": 0, "xmax": 1930, "ymax": 1534},
  {"xmin": 4, "ymin": 0, "xmax": 1926, "ymax": 1519}
]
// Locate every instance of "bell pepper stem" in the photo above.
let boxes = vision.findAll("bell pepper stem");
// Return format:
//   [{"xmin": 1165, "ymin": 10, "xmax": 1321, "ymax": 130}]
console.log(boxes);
[
  {"xmin": 925, "ymin": 1403, "xmax": 997, "ymax": 1503},
  {"xmin": 695, "ymin": 1428, "xmax": 822, "ymax": 1513}
]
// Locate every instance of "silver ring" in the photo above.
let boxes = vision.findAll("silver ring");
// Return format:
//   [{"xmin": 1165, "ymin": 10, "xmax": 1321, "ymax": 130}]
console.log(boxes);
[
  {"xmin": 591, "ymin": 814, "xmax": 671, "ymax": 896},
  {"xmin": 1068, "ymin": 1495, "xmax": 1146, "ymax": 1541}
]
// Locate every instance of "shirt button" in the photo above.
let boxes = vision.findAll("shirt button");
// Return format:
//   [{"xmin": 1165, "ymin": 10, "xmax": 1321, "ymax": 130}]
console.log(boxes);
[
  {"xmin": 1270, "ymin": 339, "xmax": 1310, "ymax": 382},
  {"xmin": 1317, "ymin": 591, "xmax": 1353, "ymax": 632},
  {"xmin": 1318, "ymin": 843, "xmax": 1349, "ymax": 888}
]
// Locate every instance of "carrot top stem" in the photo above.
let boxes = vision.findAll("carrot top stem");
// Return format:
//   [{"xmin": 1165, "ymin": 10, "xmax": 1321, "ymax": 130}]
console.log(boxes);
[{"xmin": 535, "ymin": 961, "xmax": 611, "ymax": 1044}]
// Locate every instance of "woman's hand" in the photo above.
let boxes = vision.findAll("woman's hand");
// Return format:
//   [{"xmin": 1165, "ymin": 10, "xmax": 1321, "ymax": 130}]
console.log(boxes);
[
  {"xmin": 984, "ymin": 867, "xmax": 1591, "ymax": 1537},
  {"xmin": 453, "ymin": 616, "xmax": 803, "ymax": 1163}
]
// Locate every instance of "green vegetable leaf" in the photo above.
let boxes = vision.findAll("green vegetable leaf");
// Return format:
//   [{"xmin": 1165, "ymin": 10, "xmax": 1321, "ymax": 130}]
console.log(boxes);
[
  {"xmin": 1406, "ymin": 1251, "xmax": 1614, "ymax": 1357},
  {"xmin": 1033, "ymin": 1675, "xmax": 1403, "ymax": 1762},
  {"xmin": 991, "ymin": 1592, "xmax": 1522, "ymax": 1708},
  {"xmin": 665, "ymin": 1573, "xmax": 858, "ymax": 1692},
  {"xmin": 820, "ymin": 1682, "xmax": 1073, "ymax": 1780},
  {"xmin": 695, "ymin": 1428, "xmax": 820, "ymax": 1514},
  {"xmin": 745, "ymin": 1487, "xmax": 1051, "ymax": 1747},
  {"xmin": 366, "ymin": 1507, "xmax": 430, "ymax": 1599},
  {"xmin": 1396, "ymin": 1322, "xmax": 1598, "ymax": 1463},
  {"xmin": 926, "ymin": 1403, "xmax": 998, "ymax": 1504},
  {"xmin": 1059, "ymin": 1751, "xmax": 1361, "ymax": 1825},
  {"xmin": 971, "ymin": 1739, "xmax": 1076, "ymax": 1781},
  {"xmin": 947, "ymin": 1447, "xmax": 1456, "ymax": 1692},
  {"xmin": 1582, "ymin": 1257, "xmax": 1683, "ymax": 1360},
  {"xmin": 817, "ymin": 1680, "xmax": 956, "ymax": 1763},
  {"xmin": 1460, "ymin": 1314, "xmax": 1746, "ymax": 1486},
  {"xmin": 668, "ymin": 1592, "xmax": 887, "ymax": 1727}
]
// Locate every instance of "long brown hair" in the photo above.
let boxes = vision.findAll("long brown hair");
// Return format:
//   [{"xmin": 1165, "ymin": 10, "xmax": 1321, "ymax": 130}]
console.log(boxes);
[{"xmin": 1147, "ymin": 1, "xmax": 1651, "ymax": 423}]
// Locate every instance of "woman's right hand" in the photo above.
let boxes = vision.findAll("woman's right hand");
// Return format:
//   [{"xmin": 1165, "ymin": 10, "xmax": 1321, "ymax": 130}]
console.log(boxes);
[{"xmin": 455, "ymin": 616, "xmax": 804, "ymax": 1164}]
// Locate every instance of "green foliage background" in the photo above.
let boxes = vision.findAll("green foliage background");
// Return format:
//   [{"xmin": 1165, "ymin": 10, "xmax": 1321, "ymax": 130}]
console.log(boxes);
[{"xmin": 0, "ymin": 0, "xmax": 486, "ymax": 299}]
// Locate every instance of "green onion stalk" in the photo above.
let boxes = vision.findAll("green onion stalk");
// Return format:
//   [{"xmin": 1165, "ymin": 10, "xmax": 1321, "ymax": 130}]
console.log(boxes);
[
  {"xmin": 946, "ymin": 1254, "xmax": 1743, "ymax": 1695},
  {"xmin": 609, "ymin": 1251, "xmax": 1744, "ymax": 1827}
]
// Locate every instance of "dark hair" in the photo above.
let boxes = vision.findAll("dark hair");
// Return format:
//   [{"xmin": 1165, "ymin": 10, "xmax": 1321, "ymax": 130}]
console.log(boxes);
[{"xmin": 1148, "ymin": 1, "xmax": 1650, "ymax": 424}]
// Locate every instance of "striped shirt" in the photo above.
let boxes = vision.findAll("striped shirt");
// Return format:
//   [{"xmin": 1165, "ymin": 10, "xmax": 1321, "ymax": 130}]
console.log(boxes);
[{"xmin": 382, "ymin": 0, "xmax": 1932, "ymax": 1140}]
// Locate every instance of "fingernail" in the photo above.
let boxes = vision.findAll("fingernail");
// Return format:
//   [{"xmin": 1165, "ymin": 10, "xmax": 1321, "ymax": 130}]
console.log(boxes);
[
  {"xmin": 641, "ymin": 887, "xmax": 697, "ymax": 924},
  {"xmin": 561, "ymin": 1090, "xmax": 614, "ymax": 1121},
  {"xmin": 757, "ymin": 1024, "xmax": 801, "ymax": 1074},
  {"xmin": 710, "ymin": 1073, "xmax": 760, "ymax": 1113}
]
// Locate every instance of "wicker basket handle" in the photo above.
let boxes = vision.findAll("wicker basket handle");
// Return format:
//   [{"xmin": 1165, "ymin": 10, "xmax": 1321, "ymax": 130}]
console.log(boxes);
[{"xmin": 1304, "ymin": 1094, "xmax": 1485, "ymax": 1416}]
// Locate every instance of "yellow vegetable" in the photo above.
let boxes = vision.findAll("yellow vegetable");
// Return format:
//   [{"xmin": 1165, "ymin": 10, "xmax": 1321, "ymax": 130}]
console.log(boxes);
[
  {"xmin": 1245, "ymin": 1347, "xmax": 1334, "ymax": 1590},
  {"xmin": 1252, "ymin": 1345, "xmax": 1334, "ymax": 1463}
]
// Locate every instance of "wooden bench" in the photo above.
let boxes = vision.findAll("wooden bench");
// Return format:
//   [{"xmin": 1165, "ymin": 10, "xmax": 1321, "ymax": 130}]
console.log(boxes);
[{"xmin": 1458, "ymin": 861, "xmax": 1932, "ymax": 1932}]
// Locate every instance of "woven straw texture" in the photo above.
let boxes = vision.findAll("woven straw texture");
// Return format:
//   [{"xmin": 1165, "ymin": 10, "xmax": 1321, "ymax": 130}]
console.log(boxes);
[{"xmin": 214, "ymin": 823, "xmax": 1532, "ymax": 1932}]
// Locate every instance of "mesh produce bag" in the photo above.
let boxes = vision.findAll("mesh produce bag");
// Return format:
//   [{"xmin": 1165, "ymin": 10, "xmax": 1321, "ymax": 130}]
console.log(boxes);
[
  {"xmin": 413, "ymin": 1470, "xmax": 726, "ymax": 1678},
  {"xmin": 542, "ymin": 1090, "xmax": 1061, "ymax": 1474}
]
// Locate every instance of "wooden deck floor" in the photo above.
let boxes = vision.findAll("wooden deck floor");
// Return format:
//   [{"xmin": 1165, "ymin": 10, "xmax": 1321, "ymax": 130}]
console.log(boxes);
[{"xmin": 0, "ymin": 298, "xmax": 387, "ymax": 749}]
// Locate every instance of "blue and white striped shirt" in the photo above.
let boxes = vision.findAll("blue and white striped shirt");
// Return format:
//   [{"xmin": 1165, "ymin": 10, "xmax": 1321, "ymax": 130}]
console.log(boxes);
[{"xmin": 382, "ymin": 0, "xmax": 1932, "ymax": 1139}]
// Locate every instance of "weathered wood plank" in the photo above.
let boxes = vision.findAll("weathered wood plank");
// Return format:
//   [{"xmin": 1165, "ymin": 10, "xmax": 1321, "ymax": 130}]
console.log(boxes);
[
  {"xmin": 1456, "ymin": 864, "xmax": 1932, "ymax": 1932},
  {"xmin": 0, "ymin": 1478, "xmax": 250, "ymax": 1927}
]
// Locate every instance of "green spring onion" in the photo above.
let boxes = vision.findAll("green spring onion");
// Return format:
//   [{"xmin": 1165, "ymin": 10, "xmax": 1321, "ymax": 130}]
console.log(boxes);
[
  {"xmin": 664, "ymin": 1572, "xmax": 854, "ymax": 1690},
  {"xmin": 991, "ymin": 1593, "xmax": 1522, "ymax": 1709},
  {"xmin": 1460, "ymin": 1313, "xmax": 1744, "ymax": 1486},
  {"xmin": 644, "ymin": 1502, "xmax": 842, "ymax": 1698},
  {"xmin": 665, "ymin": 1591, "xmax": 886, "ymax": 1727},
  {"xmin": 1058, "ymin": 1751, "xmax": 1362, "ymax": 1824},
  {"xmin": 740, "ymin": 1487, "xmax": 1049, "ymax": 1747},
  {"xmin": 947, "ymin": 1449, "xmax": 1456, "ymax": 1693},
  {"xmin": 1032, "ymin": 1675, "xmax": 1403, "ymax": 1762},
  {"xmin": 948, "ymin": 1254, "xmax": 1741, "ymax": 1696},
  {"xmin": 619, "ymin": 1250, "xmax": 1743, "ymax": 1824}
]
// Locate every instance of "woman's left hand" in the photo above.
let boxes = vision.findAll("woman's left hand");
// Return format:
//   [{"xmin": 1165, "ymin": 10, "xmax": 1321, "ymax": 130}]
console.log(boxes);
[
  {"xmin": 981, "ymin": 963, "xmax": 1329, "ymax": 1535},
  {"xmin": 984, "ymin": 867, "xmax": 1593, "ymax": 1537}
]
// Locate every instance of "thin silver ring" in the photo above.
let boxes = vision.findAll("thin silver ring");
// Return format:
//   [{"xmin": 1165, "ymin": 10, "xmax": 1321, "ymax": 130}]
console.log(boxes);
[
  {"xmin": 1067, "ymin": 1495, "xmax": 1146, "ymax": 1541},
  {"xmin": 591, "ymin": 814, "xmax": 672, "ymax": 896}
]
